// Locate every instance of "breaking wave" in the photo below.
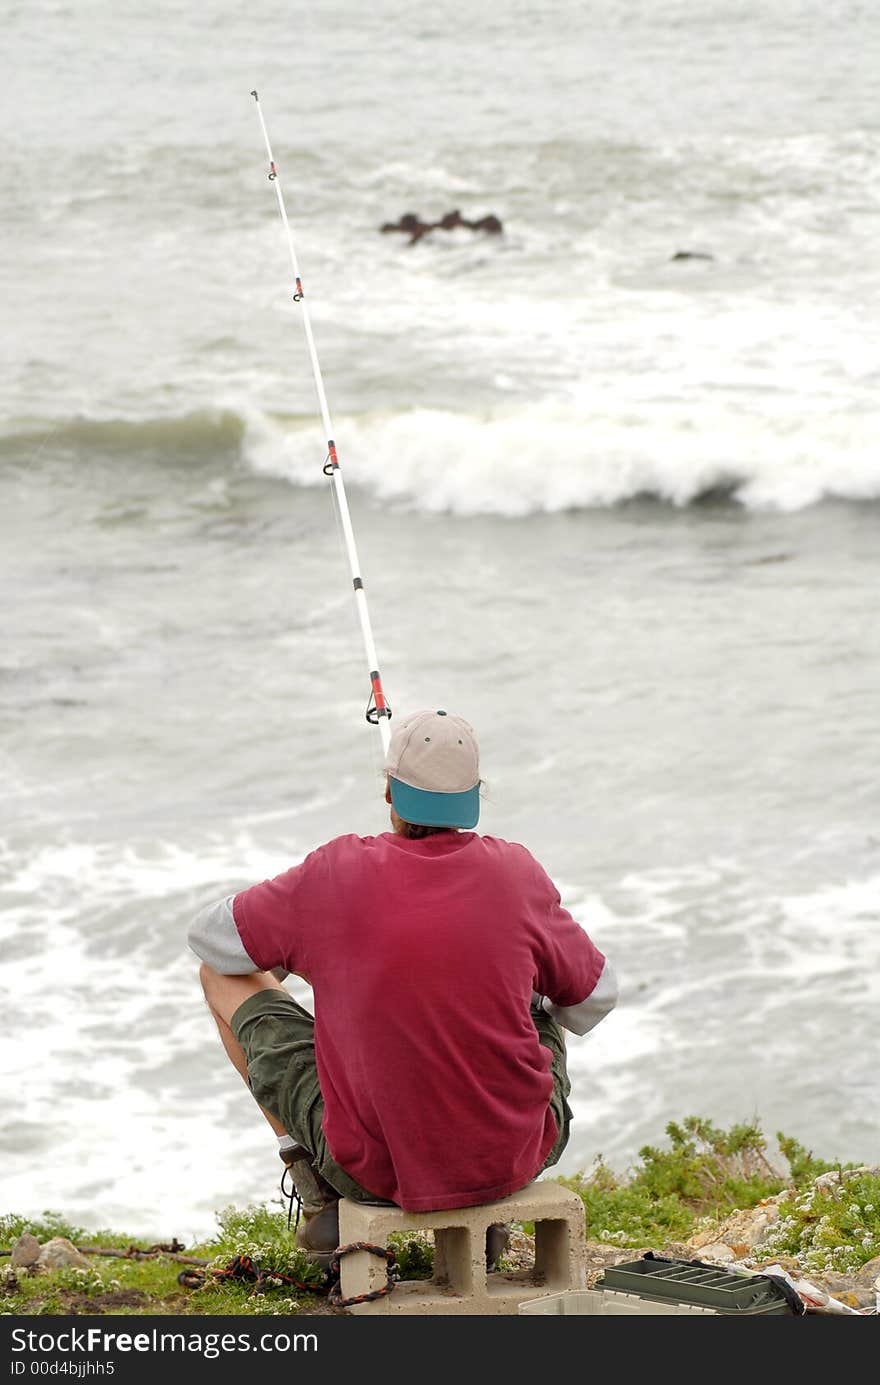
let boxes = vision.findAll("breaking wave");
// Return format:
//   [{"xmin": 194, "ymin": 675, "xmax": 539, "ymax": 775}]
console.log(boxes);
[{"xmin": 4, "ymin": 401, "xmax": 880, "ymax": 514}]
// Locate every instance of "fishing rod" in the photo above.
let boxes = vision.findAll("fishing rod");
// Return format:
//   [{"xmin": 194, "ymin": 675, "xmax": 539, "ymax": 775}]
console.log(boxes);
[{"xmin": 250, "ymin": 89, "xmax": 392, "ymax": 754}]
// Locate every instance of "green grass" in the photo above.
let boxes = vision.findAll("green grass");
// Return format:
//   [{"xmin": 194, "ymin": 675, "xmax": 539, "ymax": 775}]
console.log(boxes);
[{"xmin": 0, "ymin": 1204, "xmax": 327, "ymax": 1317}]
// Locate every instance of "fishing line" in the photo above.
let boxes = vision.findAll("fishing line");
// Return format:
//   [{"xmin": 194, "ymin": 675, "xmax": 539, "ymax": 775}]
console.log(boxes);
[{"xmin": 250, "ymin": 89, "xmax": 392, "ymax": 754}]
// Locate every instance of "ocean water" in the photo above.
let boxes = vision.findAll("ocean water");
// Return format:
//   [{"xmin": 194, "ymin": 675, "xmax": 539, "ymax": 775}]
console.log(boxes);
[{"xmin": 2, "ymin": 1, "xmax": 879, "ymax": 1243}]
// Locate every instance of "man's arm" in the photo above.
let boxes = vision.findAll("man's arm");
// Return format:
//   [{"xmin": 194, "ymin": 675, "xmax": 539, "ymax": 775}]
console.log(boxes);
[
  {"xmin": 533, "ymin": 957, "xmax": 619, "ymax": 1037},
  {"xmin": 189, "ymin": 896, "xmax": 255, "ymax": 972},
  {"xmin": 188, "ymin": 896, "xmax": 290, "ymax": 981}
]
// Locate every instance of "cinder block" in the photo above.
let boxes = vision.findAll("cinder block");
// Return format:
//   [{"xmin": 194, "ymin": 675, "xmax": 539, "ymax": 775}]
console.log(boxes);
[{"xmin": 335, "ymin": 1179, "xmax": 587, "ymax": 1315}]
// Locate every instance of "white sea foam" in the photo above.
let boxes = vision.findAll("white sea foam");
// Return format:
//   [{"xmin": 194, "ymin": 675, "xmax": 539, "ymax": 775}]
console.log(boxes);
[
  {"xmin": 0, "ymin": 832, "xmax": 309, "ymax": 1230},
  {"xmin": 238, "ymin": 398, "xmax": 880, "ymax": 515},
  {"xmin": 0, "ymin": 835, "xmax": 296, "ymax": 909},
  {"xmin": 552, "ymin": 861, "xmax": 880, "ymax": 1171},
  {"xmin": 775, "ymin": 876, "xmax": 880, "ymax": 997}
]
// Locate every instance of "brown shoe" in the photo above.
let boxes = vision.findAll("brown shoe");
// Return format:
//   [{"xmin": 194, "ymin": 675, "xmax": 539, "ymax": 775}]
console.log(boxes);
[
  {"xmin": 486, "ymin": 1222, "xmax": 510, "ymax": 1272},
  {"xmin": 295, "ymin": 1199, "xmax": 341, "ymax": 1271},
  {"xmin": 280, "ymin": 1143, "xmax": 338, "ymax": 1216}
]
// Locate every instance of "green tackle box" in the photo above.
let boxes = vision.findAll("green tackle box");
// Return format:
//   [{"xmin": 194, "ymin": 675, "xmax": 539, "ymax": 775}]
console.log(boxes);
[{"xmin": 597, "ymin": 1257, "xmax": 795, "ymax": 1315}]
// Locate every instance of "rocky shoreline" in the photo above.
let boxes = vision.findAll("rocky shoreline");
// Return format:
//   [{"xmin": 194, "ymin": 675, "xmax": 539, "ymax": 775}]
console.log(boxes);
[
  {"xmin": 503, "ymin": 1177, "xmax": 880, "ymax": 1315},
  {"xmin": 5, "ymin": 1179, "xmax": 879, "ymax": 1317}
]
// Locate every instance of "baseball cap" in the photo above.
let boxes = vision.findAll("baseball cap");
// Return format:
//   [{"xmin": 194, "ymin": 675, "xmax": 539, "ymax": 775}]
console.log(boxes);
[{"xmin": 384, "ymin": 709, "xmax": 480, "ymax": 829}]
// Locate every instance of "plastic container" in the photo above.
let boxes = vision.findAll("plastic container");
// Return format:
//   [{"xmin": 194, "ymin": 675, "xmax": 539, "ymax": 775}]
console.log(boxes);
[
  {"xmin": 518, "ymin": 1288, "xmax": 719, "ymax": 1316},
  {"xmin": 599, "ymin": 1258, "xmax": 793, "ymax": 1314}
]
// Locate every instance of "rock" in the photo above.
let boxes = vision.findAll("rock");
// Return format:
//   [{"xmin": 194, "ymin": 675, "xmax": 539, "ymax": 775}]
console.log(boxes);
[
  {"xmin": 812, "ymin": 1165, "xmax": 877, "ymax": 1193},
  {"xmin": 35, "ymin": 1237, "xmax": 90, "ymax": 1271},
  {"xmin": 11, "ymin": 1233, "xmax": 42, "ymax": 1269},
  {"xmin": 686, "ymin": 1196, "xmax": 784, "ymax": 1255},
  {"xmin": 688, "ymin": 1241, "xmax": 736, "ymax": 1263},
  {"xmin": 803, "ymin": 1255, "xmax": 880, "ymax": 1313}
]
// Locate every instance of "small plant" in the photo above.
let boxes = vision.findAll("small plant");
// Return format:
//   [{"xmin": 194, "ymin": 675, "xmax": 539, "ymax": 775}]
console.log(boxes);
[
  {"xmin": 387, "ymin": 1231, "xmax": 434, "ymax": 1280},
  {"xmin": 775, "ymin": 1132, "xmax": 840, "ymax": 1187},
  {"xmin": 559, "ymin": 1159, "xmax": 695, "ymax": 1248},
  {"xmin": 634, "ymin": 1117, "xmax": 787, "ymax": 1213},
  {"xmin": 249, "ymin": 1295, "xmax": 302, "ymax": 1315},
  {"xmin": 759, "ymin": 1168, "xmax": 880, "ymax": 1274},
  {"xmin": 208, "ymin": 1204, "xmax": 326, "ymax": 1289},
  {"xmin": 53, "ymin": 1266, "xmax": 121, "ymax": 1296}
]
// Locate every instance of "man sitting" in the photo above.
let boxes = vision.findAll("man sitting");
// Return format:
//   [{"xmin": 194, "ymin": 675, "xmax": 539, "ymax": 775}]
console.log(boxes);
[{"xmin": 189, "ymin": 708, "xmax": 617, "ymax": 1267}]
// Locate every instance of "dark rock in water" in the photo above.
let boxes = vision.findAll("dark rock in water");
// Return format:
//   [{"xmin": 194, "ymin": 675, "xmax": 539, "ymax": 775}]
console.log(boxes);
[
  {"xmin": 436, "ymin": 209, "xmax": 467, "ymax": 229},
  {"xmin": 379, "ymin": 210, "xmax": 504, "ymax": 243},
  {"xmin": 379, "ymin": 212, "xmax": 433, "ymax": 243},
  {"xmin": 469, "ymin": 214, "xmax": 503, "ymax": 234},
  {"xmin": 670, "ymin": 250, "xmax": 714, "ymax": 262}
]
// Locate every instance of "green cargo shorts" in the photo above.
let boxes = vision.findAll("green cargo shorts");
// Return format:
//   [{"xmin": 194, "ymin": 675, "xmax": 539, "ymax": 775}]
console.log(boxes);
[{"xmin": 231, "ymin": 989, "xmax": 573, "ymax": 1204}]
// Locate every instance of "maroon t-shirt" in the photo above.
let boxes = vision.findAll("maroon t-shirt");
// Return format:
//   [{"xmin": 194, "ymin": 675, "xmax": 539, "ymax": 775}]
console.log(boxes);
[{"xmin": 232, "ymin": 830, "xmax": 605, "ymax": 1211}]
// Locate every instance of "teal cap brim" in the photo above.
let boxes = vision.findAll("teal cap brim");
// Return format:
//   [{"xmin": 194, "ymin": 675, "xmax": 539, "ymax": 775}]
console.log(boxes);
[{"xmin": 389, "ymin": 777, "xmax": 480, "ymax": 829}]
